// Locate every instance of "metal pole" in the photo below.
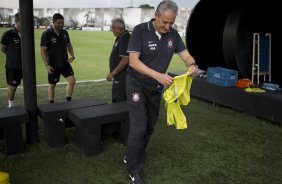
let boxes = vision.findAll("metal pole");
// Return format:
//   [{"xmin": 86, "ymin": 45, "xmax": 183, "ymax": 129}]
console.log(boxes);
[
  {"xmin": 267, "ymin": 33, "xmax": 271, "ymax": 82},
  {"xmin": 19, "ymin": 0, "xmax": 39, "ymax": 144},
  {"xmin": 251, "ymin": 33, "xmax": 255, "ymax": 84}
]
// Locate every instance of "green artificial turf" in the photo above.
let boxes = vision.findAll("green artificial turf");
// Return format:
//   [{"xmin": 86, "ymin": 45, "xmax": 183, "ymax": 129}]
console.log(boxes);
[
  {"xmin": 0, "ymin": 81, "xmax": 281, "ymax": 184},
  {"xmin": 0, "ymin": 28, "xmax": 186, "ymax": 88}
]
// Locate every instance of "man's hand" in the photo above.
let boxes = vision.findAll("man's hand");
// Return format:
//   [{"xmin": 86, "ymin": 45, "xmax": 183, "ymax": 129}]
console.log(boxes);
[
  {"xmin": 68, "ymin": 57, "xmax": 75, "ymax": 63},
  {"xmin": 106, "ymin": 73, "xmax": 114, "ymax": 81},
  {"xmin": 46, "ymin": 65, "xmax": 54, "ymax": 74},
  {"xmin": 156, "ymin": 73, "xmax": 173, "ymax": 87},
  {"xmin": 187, "ymin": 64, "xmax": 199, "ymax": 78}
]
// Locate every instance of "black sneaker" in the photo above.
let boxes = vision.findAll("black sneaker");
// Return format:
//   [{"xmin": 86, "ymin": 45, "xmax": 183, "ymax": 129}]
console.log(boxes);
[{"xmin": 129, "ymin": 173, "xmax": 144, "ymax": 184}]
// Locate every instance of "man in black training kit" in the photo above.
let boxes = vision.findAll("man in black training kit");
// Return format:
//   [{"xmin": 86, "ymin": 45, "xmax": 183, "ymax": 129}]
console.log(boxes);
[
  {"xmin": 106, "ymin": 18, "xmax": 130, "ymax": 103},
  {"xmin": 40, "ymin": 13, "xmax": 76, "ymax": 103},
  {"xmin": 0, "ymin": 12, "xmax": 22, "ymax": 108},
  {"xmin": 125, "ymin": 0, "xmax": 198, "ymax": 183}
]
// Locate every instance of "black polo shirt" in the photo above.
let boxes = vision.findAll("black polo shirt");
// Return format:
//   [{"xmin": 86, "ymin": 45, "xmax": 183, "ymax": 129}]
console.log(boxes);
[
  {"xmin": 0, "ymin": 27, "xmax": 22, "ymax": 69},
  {"xmin": 40, "ymin": 28, "xmax": 70, "ymax": 67},
  {"xmin": 127, "ymin": 19, "xmax": 187, "ymax": 83},
  {"xmin": 109, "ymin": 30, "xmax": 130, "ymax": 78}
]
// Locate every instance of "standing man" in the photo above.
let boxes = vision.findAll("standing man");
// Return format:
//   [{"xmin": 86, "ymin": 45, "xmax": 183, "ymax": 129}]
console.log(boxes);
[
  {"xmin": 40, "ymin": 13, "xmax": 76, "ymax": 103},
  {"xmin": 0, "ymin": 12, "xmax": 22, "ymax": 108},
  {"xmin": 125, "ymin": 0, "xmax": 198, "ymax": 183},
  {"xmin": 106, "ymin": 18, "xmax": 130, "ymax": 103}
]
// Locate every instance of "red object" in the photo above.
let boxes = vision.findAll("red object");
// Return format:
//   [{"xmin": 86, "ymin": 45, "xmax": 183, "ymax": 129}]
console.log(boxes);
[{"xmin": 235, "ymin": 79, "xmax": 253, "ymax": 88}]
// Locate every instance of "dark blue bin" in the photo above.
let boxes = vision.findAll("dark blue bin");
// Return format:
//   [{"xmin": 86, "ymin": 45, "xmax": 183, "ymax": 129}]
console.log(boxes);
[{"xmin": 207, "ymin": 67, "xmax": 238, "ymax": 87}]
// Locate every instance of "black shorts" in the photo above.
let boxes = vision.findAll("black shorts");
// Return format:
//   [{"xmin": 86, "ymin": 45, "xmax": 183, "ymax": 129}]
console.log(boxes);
[
  {"xmin": 6, "ymin": 68, "xmax": 23, "ymax": 86},
  {"xmin": 48, "ymin": 63, "xmax": 74, "ymax": 84}
]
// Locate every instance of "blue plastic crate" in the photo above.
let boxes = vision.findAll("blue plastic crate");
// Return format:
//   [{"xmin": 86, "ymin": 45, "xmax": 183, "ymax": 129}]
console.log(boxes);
[{"xmin": 207, "ymin": 67, "xmax": 238, "ymax": 87}]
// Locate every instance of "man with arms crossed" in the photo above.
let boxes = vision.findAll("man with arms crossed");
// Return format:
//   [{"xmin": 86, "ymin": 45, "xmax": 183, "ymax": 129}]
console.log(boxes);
[{"xmin": 1, "ymin": 12, "xmax": 22, "ymax": 108}]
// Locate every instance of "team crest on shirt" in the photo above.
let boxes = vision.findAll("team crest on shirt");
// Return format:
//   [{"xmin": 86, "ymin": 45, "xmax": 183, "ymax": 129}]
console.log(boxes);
[
  {"xmin": 132, "ymin": 92, "xmax": 140, "ymax": 102},
  {"xmin": 167, "ymin": 39, "xmax": 173, "ymax": 48}
]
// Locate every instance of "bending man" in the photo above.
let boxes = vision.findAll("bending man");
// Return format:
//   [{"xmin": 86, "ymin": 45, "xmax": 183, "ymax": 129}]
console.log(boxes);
[{"xmin": 125, "ymin": 1, "xmax": 198, "ymax": 183}]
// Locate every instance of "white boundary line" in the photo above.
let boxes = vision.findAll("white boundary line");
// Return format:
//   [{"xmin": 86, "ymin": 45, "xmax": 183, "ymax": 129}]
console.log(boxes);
[{"xmin": 0, "ymin": 78, "xmax": 106, "ymax": 90}]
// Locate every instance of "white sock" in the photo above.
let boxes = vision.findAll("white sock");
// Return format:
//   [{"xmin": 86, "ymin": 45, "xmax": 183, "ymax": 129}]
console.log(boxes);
[{"xmin": 8, "ymin": 100, "xmax": 14, "ymax": 107}]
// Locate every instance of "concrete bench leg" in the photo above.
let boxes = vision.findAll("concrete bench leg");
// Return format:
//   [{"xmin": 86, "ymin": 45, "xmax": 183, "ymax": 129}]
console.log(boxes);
[
  {"xmin": 65, "ymin": 118, "xmax": 75, "ymax": 128},
  {"xmin": 4, "ymin": 124, "xmax": 24, "ymax": 155},
  {"xmin": 0, "ymin": 128, "xmax": 4, "ymax": 140},
  {"xmin": 75, "ymin": 125, "xmax": 101, "ymax": 156},
  {"xmin": 43, "ymin": 117, "xmax": 65, "ymax": 147}
]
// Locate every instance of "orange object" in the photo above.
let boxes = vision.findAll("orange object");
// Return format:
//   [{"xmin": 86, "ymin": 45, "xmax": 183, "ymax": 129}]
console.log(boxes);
[{"xmin": 235, "ymin": 78, "xmax": 253, "ymax": 88}]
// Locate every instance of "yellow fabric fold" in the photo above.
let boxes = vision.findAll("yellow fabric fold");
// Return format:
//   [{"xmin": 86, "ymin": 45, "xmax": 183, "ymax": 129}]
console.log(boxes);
[
  {"xmin": 163, "ymin": 72, "xmax": 193, "ymax": 129},
  {"xmin": 244, "ymin": 87, "xmax": 266, "ymax": 93}
]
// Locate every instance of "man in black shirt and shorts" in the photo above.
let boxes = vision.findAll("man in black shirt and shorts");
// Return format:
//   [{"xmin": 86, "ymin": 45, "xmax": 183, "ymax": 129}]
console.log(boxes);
[
  {"xmin": 125, "ymin": 1, "xmax": 198, "ymax": 183},
  {"xmin": 40, "ymin": 13, "xmax": 76, "ymax": 103},
  {"xmin": 106, "ymin": 18, "xmax": 130, "ymax": 103},
  {"xmin": 1, "ymin": 12, "xmax": 22, "ymax": 108}
]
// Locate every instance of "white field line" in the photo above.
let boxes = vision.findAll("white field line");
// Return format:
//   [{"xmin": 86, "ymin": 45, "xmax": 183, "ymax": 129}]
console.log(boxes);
[{"xmin": 0, "ymin": 78, "xmax": 106, "ymax": 90}]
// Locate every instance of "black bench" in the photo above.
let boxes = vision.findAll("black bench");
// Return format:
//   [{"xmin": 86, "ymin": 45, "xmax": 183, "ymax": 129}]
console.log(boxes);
[
  {"xmin": 68, "ymin": 101, "xmax": 129, "ymax": 156},
  {"xmin": 0, "ymin": 107, "xmax": 28, "ymax": 155},
  {"xmin": 37, "ymin": 98, "xmax": 106, "ymax": 147}
]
